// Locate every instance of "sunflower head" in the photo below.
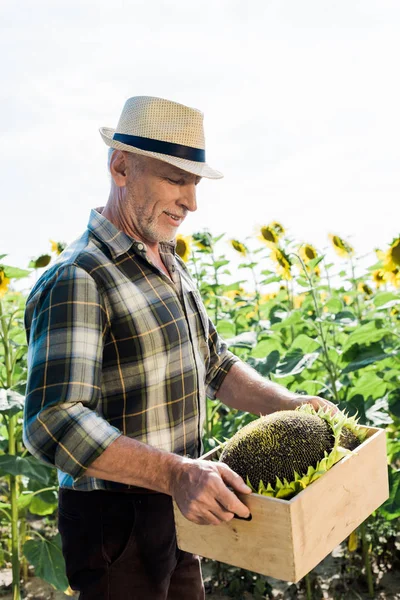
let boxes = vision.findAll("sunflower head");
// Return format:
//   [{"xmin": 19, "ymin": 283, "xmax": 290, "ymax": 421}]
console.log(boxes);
[
  {"xmin": 259, "ymin": 225, "xmax": 279, "ymax": 245},
  {"xmin": 0, "ymin": 268, "xmax": 10, "ymax": 298},
  {"xmin": 230, "ymin": 239, "xmax": 247, "ymax": 256},
  {"xmin": 372, "ymin": 269, "xmax": 386, "ymax": 288},
  {"xmin": 383, "ymin": 237, "xmax": 400, "ymax": 271},
  {"xmin": 299, "ymin": 244, "xmax": 320, "ymax": 277},
  {"xmin": 175, "ymin": 235, "xmax": 192, "ymax": 262},
  {"xmin": 270, "ymin": 246, "xmax": 292, "ymax": 280},
  {"xmin": 357, "ymin": 282, "xmax": 373, "ymax": 297},
  {"xmin": 29, "ymin": 254, "xmax": 52, "ymax": 269},
  {"xmin": 50, "ymin": 239, "xmax": 67, "ymax": 255},
  {"xmin": 299, "ymin": 244, "xmax": 318, "ymax": 262},
  {"xmin": 328, "ymin": 234, "xmax": 354, "ymax": 258},
  {"xmin": 270, "ymin": 221, "xmax": 285, "ymax": 236},
  {"xmin": 192, "ymin": 231, "xmax": 213, "ymax": 252}
]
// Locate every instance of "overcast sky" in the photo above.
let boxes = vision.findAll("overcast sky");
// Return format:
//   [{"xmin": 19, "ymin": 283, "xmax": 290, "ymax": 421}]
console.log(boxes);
[{"xmin": 1, "ymin": 0, "xmax": 399, "ymax": 289}]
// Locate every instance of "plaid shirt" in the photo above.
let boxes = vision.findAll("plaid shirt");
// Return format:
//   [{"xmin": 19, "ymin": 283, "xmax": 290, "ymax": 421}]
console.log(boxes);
[{"xmin": 23, "ymin": 207, "xmax": 239, "ymax": 491}]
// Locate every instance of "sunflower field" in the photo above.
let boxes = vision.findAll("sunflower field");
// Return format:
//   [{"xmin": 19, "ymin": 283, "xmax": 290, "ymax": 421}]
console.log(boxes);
[{"xmin": 0, "ymin": 226, "xmax": 399, "ymax": 599}]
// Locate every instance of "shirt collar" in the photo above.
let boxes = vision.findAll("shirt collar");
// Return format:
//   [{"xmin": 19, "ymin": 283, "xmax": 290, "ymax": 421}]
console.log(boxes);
[{"xmin": 87, "ymin": 207, "xmax": 176, "ymax": 260}]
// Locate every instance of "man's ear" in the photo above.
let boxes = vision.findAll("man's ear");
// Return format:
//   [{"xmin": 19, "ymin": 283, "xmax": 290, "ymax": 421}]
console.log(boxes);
[{"xmin": 110, "ymin": 150, "xmax": 127, "ymax": 187}]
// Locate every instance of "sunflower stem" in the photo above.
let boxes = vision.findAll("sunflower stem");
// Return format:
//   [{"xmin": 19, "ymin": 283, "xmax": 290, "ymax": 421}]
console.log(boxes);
[
  {"xmin": 295, "ymin": 255, "xmax": 341, "ymax": 404},
  {"xmin": 360, "ymin": 521, "xmax": 374, "ymax": 598},
  {"xmin": 349, "ymin": 256, "xmax": 363, "ymax": 321},
  {"xmin": 305, "ymin": 573, "xmax": 312, "ymax": 600}
]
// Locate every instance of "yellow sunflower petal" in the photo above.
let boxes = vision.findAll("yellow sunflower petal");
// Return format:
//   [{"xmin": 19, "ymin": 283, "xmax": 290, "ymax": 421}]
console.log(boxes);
[{"xmin": 0, "ymin": 270, "xmax": 10, "ymax": 297}]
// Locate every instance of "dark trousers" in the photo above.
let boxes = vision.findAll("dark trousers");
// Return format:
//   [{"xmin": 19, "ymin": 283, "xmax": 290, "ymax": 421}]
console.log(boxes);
[{"xmin": 57, "ymin": 488, "xmax": 205, "ymax": 600}]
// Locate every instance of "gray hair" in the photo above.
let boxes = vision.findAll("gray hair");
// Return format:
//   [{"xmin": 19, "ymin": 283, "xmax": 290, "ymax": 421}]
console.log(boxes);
[
  {"xmin": 107, "ymin": 148, "xmax": 146, "ymax": 178},
  {"xmin": 107, "ymin": 147, "xmax": 116, "ymax": 172}
]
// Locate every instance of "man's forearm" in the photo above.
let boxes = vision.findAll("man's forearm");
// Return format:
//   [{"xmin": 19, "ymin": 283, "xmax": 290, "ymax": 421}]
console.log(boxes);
[
  {"xmin": 84, "ymin": 435, "xmax": 186, "ymax": 493},
  {"xmin": 216, "ymin": 361, "xmax": 297, "ymax": 415}
]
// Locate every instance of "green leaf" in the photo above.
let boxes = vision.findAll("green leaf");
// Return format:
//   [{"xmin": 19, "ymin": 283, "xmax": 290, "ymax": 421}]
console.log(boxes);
[
  {"xmin": 247, "ymin": 351, "xmax": 280, "ymax": 377},
  {"xmin": 296, "ymin": 277, "xmax": 310, "ymax": 288},
  {"xmin": 226, "ymin": 331, "xmax": 257, "ymax": 349},
  {"xmin": 334, "ymin": 310, "xmax": 357, "ymax": 325},
  {"xmin": 376, "ymin": 299, "xmax": 400, "ymax": 311},
  {"xmin": 275, "ymin": 349, "xmax": 319, "ymax": 377},
  {"xmin": 250, "ymin": 338, "xmax": 282, "ymax": 358},
  {"xmin": 342, "ymin": 321, "xmax": 391, "ymax": 352},
  {"xmin": 18, "ymin": 492, "xmax": 34, "ymax": 510},
  {"xmin": 325, "ymin": 298, "xmax": 343, "ymax": 314},
  {"xmin": 341, "ymin": 343, "xmax": 393, "ymax": 373},
  {"xmin": 0, "ymin": 455, "xmax": 54, "ymax": 485},
  {"xmin": 29, "ymin": 494, "xmax": 58, "ymax": 516},
  {"xmin": 23, "ymin": 534, "xmax": 69, "ymax": 592},
  {"xmin": 379, "ymin": 468, "xmax": 400, "ymax": 521},
  {"xmin": 388, "ymin": 389, "xmax": 400, "ymax": 418},
  {"xmin": 213, "ymin": 259, "xmax": 230, "ymax": 270},
  {"xmin": 1, "ymin": 265, "xmax": 31, "ymax": 279},
  {"xmin": 271, "ymin": 310, "xmax": 302, "ymax": 330},
  {"xmin": 308, "ymin": 255, "xmax": 324, "ymax": 270},
  {"xmin": 373, "ymin": 292, "xmax": 399, "ymax": 308},
  {"xmin": 349, "ymin": 373, "xmax": 387, "ymax": 401},
  {"xmin": 290, "ymin": 334, "xmax": 320, "ymax": 354},
  {"xmin": 261, "ymin": 275, "xmax": 281, "ymax": 285},
  {"xmin": 0, "ymin": 389, "xmax": 25, "ymax": 417},
  {"xmin": 216, "ymin": 320, "xmax": 236, "ymax": 339}
]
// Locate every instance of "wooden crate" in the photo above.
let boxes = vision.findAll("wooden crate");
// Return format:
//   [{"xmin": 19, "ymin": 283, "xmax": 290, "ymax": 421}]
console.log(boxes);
[{"xmin": 173, "ymin": 425, "xmax": 389, "ymax": 583}]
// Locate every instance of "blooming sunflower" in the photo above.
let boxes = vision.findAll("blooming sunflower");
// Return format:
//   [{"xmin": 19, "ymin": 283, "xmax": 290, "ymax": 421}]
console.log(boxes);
[
  {"xmin": 372, "ymin": 270, "xmax": 386, "ymax": 288},
  {"xmin": 175, "ymin": 234, "xmax": 192, "ymax": 262},
  {"xmin": 357, "ymin": 282, "xmax": 373, "ymax": 297},
  {"xmin": 258, "ymin": 225, "xmax": 279, "ymax": 246},
  {"xmin": 299, "ymin": 244, "xmax": 320, "ymax": 277},
  {"xmin": 192, "ymin": 231, "xmax": 213, "ymax": 252},
  {"xmin": 230, "ymin": 239, "xmax": 247, "ymax": 256},
  {"xmin": 385, "ymin": 267, "xmax": 400, "ymax": 289},
  {"xmin": 328, "ymin": 234, "xmax": 354, "ymax": 258},
  {"xmin": 50, "ymin": 239, "xmax": 67, "ymax": 255},
  {"xmin": 270, "ymin": 246, "xmax": 292, "ymax": 280},
  {"xmin": 0, "ymin": 269, "xmax": 10, "ymax": 298},
  {"xmin": 384, "ymin": 237, "xmax": 400, "ymax": 271},
  {"xmin": 269, "ymin": 221, "xmax": 285, "ymax": 236}
]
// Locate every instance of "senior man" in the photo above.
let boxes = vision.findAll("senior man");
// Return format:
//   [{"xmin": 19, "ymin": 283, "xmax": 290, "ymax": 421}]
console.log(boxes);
[{"xmin": 23, "ymin": 96, "xmax": 336, "ymax": 600}]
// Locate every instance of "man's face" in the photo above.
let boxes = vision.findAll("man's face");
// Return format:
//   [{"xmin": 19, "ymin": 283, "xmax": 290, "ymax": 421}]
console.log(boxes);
[{"xmin": 121, "ymin": 153, "xmax": 201, "ymax": 245}]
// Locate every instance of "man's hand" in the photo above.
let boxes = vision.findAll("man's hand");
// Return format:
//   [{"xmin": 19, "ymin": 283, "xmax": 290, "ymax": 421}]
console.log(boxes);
[
  {"xmin": 285, "ymin": 394, "xmax": 339, "ymax": 416},
  {"xmin": 170, "ymin": 458, "xmax": 252, "ymax": 526}
]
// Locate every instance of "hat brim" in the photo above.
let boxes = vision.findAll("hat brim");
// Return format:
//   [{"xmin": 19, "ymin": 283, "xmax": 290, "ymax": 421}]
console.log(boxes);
[{"xmin": 99, "ymin": 127, "xmax": 223, "ymax": 179}]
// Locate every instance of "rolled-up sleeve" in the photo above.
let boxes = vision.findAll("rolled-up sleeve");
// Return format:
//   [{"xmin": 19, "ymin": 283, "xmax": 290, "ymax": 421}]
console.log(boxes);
[
  {"xmin": 205, "ymin": 318, "xmax": 240, "ymax": 399},
  {"xmin": 23, "ymin": 264, "xmax": 122, "ymax": 481}
]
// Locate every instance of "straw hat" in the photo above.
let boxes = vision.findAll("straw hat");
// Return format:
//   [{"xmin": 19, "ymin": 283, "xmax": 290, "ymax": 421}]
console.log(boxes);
[{"xmin": 99, "ymin": 96, "xmax": 223, "ymax": 179}]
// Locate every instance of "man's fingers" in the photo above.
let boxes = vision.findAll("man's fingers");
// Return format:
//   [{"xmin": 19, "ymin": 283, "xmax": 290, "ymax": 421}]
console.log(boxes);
[
  {"xmin": 215, "ymin": 467, "xmax": 251, "ymax": 519},
  {"xmin": 217, "ymin": 463, "xmax": 252, "ymax": 494}
]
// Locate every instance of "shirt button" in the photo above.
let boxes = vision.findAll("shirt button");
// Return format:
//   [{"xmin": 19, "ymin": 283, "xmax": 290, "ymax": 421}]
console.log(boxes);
[
  {"xmin": 137, "ymin": 243, "xmax": 144, "ymax": 251},
  {"xmin": 171, "ymin": 265, "xmax": 176, "ymax": 272}
]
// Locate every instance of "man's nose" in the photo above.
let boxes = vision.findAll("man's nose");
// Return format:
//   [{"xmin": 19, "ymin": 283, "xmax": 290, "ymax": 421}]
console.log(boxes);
[{"xmin": 179, "ymin": 184, "xmax": 197, "ymax": 213}]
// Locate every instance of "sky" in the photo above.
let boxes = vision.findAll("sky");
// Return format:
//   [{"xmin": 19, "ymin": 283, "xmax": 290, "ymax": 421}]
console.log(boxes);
[{"xmin": 1, "ymin": 0, "xmax": 400, "ymax": 291}]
